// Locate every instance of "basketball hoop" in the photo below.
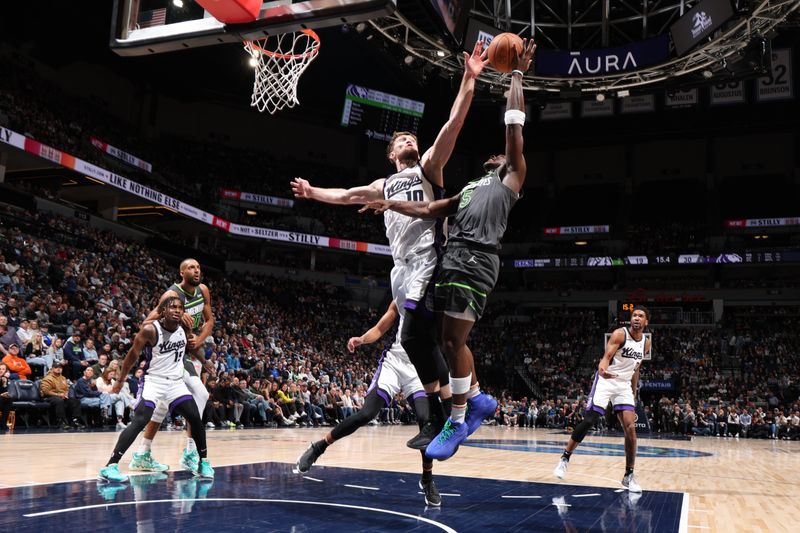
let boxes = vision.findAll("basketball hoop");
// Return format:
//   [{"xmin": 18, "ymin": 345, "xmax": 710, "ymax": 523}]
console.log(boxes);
[{"xmin": 244, "ymin": 29, "xmax": 321, "ymax": 114}]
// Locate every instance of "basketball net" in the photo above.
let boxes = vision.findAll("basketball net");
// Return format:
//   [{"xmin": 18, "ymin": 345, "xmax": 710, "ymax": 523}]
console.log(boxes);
[{"xmin": 244, "ymin": 29, "xmax": 320, "ymax": 114}]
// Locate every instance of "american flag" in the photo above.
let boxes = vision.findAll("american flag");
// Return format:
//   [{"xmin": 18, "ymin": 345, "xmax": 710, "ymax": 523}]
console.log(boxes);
[{"xmin": 138, "ymin": 8, "xmax": 166, "ymax": 28}]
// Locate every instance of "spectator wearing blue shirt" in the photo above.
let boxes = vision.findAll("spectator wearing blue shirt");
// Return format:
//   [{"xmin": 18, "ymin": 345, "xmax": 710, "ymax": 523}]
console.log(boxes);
[
  {"xmin": 64, "ymin": 332, "xmax": 87, "ymax": 379},
  {"xmin": 74, "ymin": 366, "xmax": 112, "ymax": 420}
]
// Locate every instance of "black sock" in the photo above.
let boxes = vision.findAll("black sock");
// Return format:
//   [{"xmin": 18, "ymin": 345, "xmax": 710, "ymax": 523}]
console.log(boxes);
[
  {"xmin": 314, "ymin": 439, "xmax": 329, "ymax": 453},
  {"xmin": 427, "ymin": 393, "xmax": 445, "ymax": 426},
  {"xmin": 107, "ymin": 451, "xmax": 123, "ymax": 466},
  {"xmin": 421, "ymin": 469, "xmax": 433, "ymax": 483},
  {"xmin": 625, "ymin": 467, "xmax": 634, "ymax": 476},
  {"xmin": 442, "ymin": 397, "xmax": 453, "ymax": 418},
  {"xmin": 561, "ymin": 450, "xmax": 572, "ymax": 461}
]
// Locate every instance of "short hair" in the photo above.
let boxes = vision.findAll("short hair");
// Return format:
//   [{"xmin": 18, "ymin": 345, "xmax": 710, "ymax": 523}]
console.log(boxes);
[
  {"xmin": 159, "ymin": 295, "xmax": 183, "ymax": 315},
  {"xmin": 632, "ymin": 305, "xmax": 650, "ymax": 320},
  {"xmin": 386, "ymin": 131, "xmax": 417, "ymax": 159},
  {"xmin": 179, "ymin": 258, "xmax": 198, "ymax": 272}
]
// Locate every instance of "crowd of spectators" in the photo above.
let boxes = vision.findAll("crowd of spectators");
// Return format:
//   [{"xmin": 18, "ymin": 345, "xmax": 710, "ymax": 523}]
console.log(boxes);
[
  {"xmin": 7, "ymin": 55, "xmax": 797, "ymax": 254},
  {"xmin": 1, "ymin": 202, "xmax": 798, "ymax": 440},
  {"xmin": 0, "ymin": 204, "xmax": 393, "ymax": 431}
]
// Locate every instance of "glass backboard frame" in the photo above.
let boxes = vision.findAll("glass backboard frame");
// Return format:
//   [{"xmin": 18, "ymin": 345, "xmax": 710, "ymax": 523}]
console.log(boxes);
[{"xmin": 110, "ymin": 0, "xmax": 397, "ymax": 56}]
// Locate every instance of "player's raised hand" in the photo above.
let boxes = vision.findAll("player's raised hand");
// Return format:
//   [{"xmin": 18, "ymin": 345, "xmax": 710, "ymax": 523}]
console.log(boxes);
[
  {"xmin": 359, "ymin": 200, "xmax": 392, "ymax": 215},
  {"xmin": 464, "ymin": 39, "xmax": 489, "ymax": 79},
  {"xmin": 347, "ymin": 336, "xmax": 363, "ymax": 353},
  {"xmin": 512, "ymin": 39, "xmax": 537, "ymax": 74},
  {"xmin": 291, "ymin": 177, "xmax": 312, "ymax": 198}
]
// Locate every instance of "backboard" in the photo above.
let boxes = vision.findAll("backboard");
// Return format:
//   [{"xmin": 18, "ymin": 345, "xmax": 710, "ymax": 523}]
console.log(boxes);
[{"xmin": 110, "ymin": 0, "xmax": 396, "ymax": 56}]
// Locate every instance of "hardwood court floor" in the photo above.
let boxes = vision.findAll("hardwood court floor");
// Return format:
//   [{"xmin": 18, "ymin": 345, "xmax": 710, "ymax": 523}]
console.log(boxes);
[{"xmin": 0, "ymin": 425, "xmax": 796, "ymax": 532}]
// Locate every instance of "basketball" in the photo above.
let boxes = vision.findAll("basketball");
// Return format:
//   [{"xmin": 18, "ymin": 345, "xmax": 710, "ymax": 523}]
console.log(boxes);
[{"xmin": 487, "ymin": 33, "xmax": 524, "ymax": 73}]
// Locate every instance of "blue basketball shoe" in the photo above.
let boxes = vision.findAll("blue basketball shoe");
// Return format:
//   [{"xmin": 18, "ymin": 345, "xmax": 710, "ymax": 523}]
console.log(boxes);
[
  {"xmin": 465, "ymin": 392, "xmax": 497, "ymax": 435},
  {"xmin": 425, "ymin": 418, "xmax": 468, "ymax": 461}
]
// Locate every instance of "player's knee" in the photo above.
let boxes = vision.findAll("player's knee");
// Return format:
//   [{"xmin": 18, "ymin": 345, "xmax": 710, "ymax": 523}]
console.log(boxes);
[
  {"xmin": 621, "ymin": 417, "xmax": 636, "ymax": 434},
  {"xmin": 130, "ymin": 405, "xmax": 155, "ymax": 429},
  {"xmin": 572, "ymin": 410, "xmax": 600, "ymax": 443}
]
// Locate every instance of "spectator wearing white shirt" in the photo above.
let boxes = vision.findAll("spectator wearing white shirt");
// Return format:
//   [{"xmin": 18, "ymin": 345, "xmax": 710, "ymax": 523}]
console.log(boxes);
[
  {"xmin": 727, "ymin": 409, "xmax": 741, "ymax": 438},
  {"xmin": 16, "ymin": 319, "xmax": 32, "ymax": 346}
]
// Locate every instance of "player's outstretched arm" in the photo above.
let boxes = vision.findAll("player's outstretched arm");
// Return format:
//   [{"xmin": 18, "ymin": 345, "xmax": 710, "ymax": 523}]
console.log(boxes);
[
  {"xmin": 113, "ymin": 324, "xmax": 156, "ymax": 394},
  {"xmin": 291, "ymin": 177, "xmax": 385, "ymax": 205},
  {"xmin": 359, "ymin": 196, "xmax": 460, "ymax": 219},
  {"xmin": 421, "ymin": 40, "xmax": 489, "ymax": 186},
  {"xmin": 347, "ymin": 301, "xmax": 400, "ymax": 352},
  {"xmin": 502, "ymin": 39, "xmax": 536, "ymax": 194}
]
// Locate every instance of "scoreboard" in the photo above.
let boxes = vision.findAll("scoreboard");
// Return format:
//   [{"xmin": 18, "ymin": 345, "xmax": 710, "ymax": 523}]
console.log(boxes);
[{"xmin": 341, "ymin": 84, "xmax": 425, "ymax": 141}]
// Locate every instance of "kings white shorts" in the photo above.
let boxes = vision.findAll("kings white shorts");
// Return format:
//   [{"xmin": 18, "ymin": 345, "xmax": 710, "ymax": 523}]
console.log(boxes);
[
  {"xmin": 151, "ymin": 369, "xmax": 209, "ymax": 423},
  {"xmin": 586, "ymin": 372, "xmax": 636, "ymax": 413},
  {"xmin": 366, "ymin": 349, "xmax": 425, "ymax": 405},
  {"xmin": 390, "ymin": 250, "xmax": 437, "ymax": 312}
]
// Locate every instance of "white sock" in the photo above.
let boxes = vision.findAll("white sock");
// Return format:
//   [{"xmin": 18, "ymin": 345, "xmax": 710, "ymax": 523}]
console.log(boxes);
[
  {"xmin": 467, "ymin": 385, "xmax": 480, "ymax": 400},
  {"xmin": 186, "ymin": 438, "xmax": 197, "ymax": 453},
  {"xmin": 139, "ymin": 438, "xmax": 153, "ymax": 454},
  {"xmin": 451, "ymin": 403, "xmax": 467, "ymax": 424}
]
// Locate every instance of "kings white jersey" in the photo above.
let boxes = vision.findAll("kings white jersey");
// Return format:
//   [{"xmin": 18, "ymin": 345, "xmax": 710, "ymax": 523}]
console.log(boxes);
[
  {"xmin": 608, "ymin": 327, "xmax": 646, "ymax": 382},
  {"xmin": 383, "ymin": 164, "xmax": 445, "ymax": 263},
  {"xmin": 144, "ymin": 321, "xmax": 187, "ymax": 380}
]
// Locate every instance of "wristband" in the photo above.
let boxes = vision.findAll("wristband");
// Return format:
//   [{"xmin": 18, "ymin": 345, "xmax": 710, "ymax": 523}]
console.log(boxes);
[
  {"xmin": 511, "ymin": 69, "xmax": 524, "ymax": 77},
  {"xmin": 504, "ymin": 109, "xmax": 526, "ymax": 125}
]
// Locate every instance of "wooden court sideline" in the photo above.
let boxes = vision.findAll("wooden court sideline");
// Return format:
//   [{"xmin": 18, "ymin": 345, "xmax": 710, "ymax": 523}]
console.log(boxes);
[{"xmin": 1, "ymin": 425, "xmax": 796, "ymax": 532}]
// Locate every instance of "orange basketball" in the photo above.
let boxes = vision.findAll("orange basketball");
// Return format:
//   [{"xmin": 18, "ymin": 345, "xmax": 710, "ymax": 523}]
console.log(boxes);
[{"xmin": 487, "ymin": 33, "xmax": 524, "ymax": 73}]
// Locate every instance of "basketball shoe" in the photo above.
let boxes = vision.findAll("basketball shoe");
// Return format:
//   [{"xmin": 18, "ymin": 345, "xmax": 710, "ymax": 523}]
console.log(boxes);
[
  {"xmin": 98, "ymin": 463, "xmax": 129, "ymax": 483},
  {"xmin": 295, "ymin": 442, "xmax": 325, "ymax": 473},
  {"xmin": 129, "ymin": 451, "xmax": 169, "ymax": 472},
  {"xmin": 425, "ymin": 418, "xmax": 468, "ymax": 461},
  {"xmin": 419, "ymin": 479, "xmax": 441, "ymax": 507},
  {"xmin": 180, "ymin": 448, "xmax": 200, "ymax": 474},
  {"xmin": 196, "ymin": 459, "xmax": 215, "ymax": 479},
  {"xmin": 465, "ymin": 393, "xmax": 497, "ymax": 435},
  {"xmin": 622, "ymin": 472, "xmax": 642, "ymax": 493},
  {"xmin": 553, "ymin": 458, "xmax": 569, "ymax": 479}
]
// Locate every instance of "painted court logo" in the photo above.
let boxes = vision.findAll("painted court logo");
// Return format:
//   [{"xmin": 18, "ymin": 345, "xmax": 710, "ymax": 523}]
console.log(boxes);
[{"xmin": 464, "ymin": 439, "xmax": 712, "ymax": 458}]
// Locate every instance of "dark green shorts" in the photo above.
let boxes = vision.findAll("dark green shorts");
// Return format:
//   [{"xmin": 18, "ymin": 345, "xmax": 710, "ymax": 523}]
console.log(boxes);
[{"xmin": 434, "ymin": 244, "xmax": 499, "ymax": 321}]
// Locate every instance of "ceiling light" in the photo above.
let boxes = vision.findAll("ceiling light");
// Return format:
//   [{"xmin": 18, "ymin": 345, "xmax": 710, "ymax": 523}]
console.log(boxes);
[
  {"xmin": 575, "ymin": 241, "xmax": 588, "ymax": 246},
  {"xmin": 436, "ymin": 50, "xmax": 446, "ymax": 57},
  {"xmin": 248, "ymin": 56, "xmax": 258, "ymax": 67},
  {"xmin": 173, "ymin": 0, "xmax": 184, "ymax": 7},
  {"xmin": 246, "ymin": 210, "xmax": 257, "ymax": 216},
  {"xmin": 404, "ymin": 55, "xmax": 414, "ymax": 66},
  {"xmin": 595, "ymin": 93, "xmax": 606, "ymax": 102},
  {"xmin": 617, "ymin": 89, "xmax": 630, "ymax": 98}
]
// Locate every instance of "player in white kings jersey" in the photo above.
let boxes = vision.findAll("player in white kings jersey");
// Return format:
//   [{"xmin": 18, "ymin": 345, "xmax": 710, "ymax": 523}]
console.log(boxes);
[
  {"xmin": 553, "ymin": 306, "xmax": 651, "ymax": 493},
  {"xmin": 98, "ymin": 297, "xmax": 214, "ymax": 483},
  {"xmin": 290, "ymin": 40, "xmax": 490, "ymax": 449}
]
